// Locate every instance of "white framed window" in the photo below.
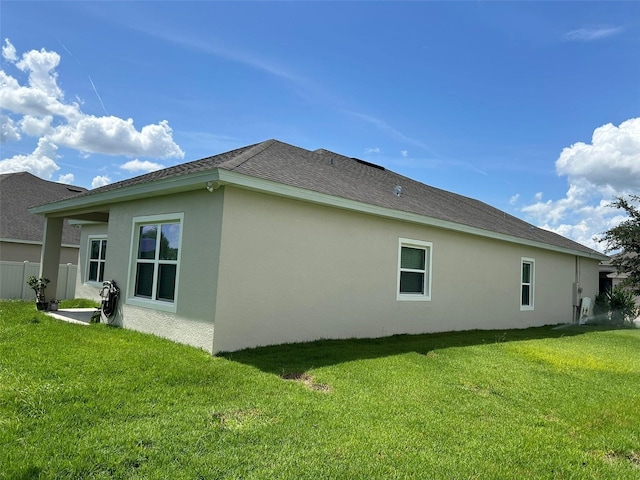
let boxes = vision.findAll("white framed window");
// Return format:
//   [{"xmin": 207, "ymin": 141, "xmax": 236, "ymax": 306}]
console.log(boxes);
[
  {"xmin": 128, "ymin": 213, "xmax": 183, "ymax": 312},
  {"xmin": 87, "ymin": 236, "xmax": 107, "ymax": 283},
  {"xmin": 520, "ymin": 257, "xmax": 535, "ymax": 310},
  {"xmin": 397, "ymin": 238, "xmax": 432, "ymax": 301}
]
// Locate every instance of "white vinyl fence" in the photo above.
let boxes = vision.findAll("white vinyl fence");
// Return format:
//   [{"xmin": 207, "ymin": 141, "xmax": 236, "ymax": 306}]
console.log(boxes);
[{"xmin": 0, "ymin": 261, "xmax": 77, "ymax": 300}]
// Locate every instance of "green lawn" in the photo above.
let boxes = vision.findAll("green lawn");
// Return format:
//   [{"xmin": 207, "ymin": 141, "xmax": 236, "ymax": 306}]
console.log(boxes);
[{"xmin": 1, "ymin": 300, "xmax": 639, "ymax": 479}]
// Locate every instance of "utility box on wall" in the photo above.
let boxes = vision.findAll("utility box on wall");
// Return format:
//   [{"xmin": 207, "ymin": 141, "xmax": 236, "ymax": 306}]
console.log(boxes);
[{"xmin": 572, "ymin": 282, "xmax": 582, "ymax": 307}]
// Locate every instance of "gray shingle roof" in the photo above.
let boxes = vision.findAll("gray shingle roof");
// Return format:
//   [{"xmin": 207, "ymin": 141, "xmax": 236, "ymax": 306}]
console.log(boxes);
[
  {"xmin": 45, "ymin": 139, "xmax": 603, "ymax": 257},
  {"xmin": 0, "ymin": 172, "xmax": 86, "ymax": 245}
]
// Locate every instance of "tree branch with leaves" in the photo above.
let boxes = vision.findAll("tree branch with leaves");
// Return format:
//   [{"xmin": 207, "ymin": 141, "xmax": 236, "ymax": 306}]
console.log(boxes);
[{"xmin": 600, "ymin": 194, "xmax": 640, "ymax": 296}]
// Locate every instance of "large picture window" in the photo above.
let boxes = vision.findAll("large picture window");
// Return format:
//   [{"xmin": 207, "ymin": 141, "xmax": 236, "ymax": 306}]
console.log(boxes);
[
  {"xmin": 521, "ymin": 258, "xmax": 535, "ymax": 310},
  {"xmin": 397, "ymin": 238, "xmax": 432, "ymax": 301},
  {"xmin": 87, "ymin": 237, "xmax": 107, "ymax": 283},
  {"xmin": 130, "ymin": 214, "xmax": 182, "ymax": 310}
]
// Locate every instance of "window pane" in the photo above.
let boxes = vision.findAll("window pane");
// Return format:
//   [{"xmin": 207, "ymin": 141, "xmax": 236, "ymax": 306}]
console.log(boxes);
[
  {"xmin": 138, "ymin": 225, "xmax": 157, "ymax": 259},
  {"xmin": 401, "ymin": 247, "xmax": 425, "ymax": 270},
  {"xmin": 98, "ymin": 262, "xmax": 105, "ymax": 282},
  {"xmin": 159, "ymin": 223, "xmax": 180, "ymax": 260},
  {"xmin": 522, "ymin": 263, "xmax": 531, "ymax": 283},
  {"xmin": 100, "ymin": 240, "xmax": 107, "ymax": 260},
  {"xmin": 89, "ymin": 261, "xmax": 98, "ymax": 281},
  {"xmin": 521, "ymin": 285, "xmax": 530, "ymax": 306},
  {"xmin": 135, "ymin": 263, "xmax": 154, "ymax": 298},
  {"xmin": 400, "ymin": 271, "xmax": 424, "ymax": 294},
  {"xmin": 157, "ymin": 264, "xmax": 177, "ymax": 301},
  {"xmin": 90, "ymin": 240, "xmax": 100, "ymax": 259}
]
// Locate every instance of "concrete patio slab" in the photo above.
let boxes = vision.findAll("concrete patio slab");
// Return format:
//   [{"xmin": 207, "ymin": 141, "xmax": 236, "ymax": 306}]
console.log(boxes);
[{"xmin": 46, "ymin": 308, "xmax": 97, "ymax": 325}]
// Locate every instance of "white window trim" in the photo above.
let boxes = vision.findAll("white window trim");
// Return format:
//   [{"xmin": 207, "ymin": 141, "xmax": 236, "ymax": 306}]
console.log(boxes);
[
  {"xmin": 397, "ymin": 238, "xmax": 432, "ymax": 301},
  {"xmin": 127, "ymin": 213, "xmax": 184, "ymax": 313},
  {"xmin": 520, "ymin": 257, "xmax": 535, "ymax": 311},
  {"xmin": 86, "ymin": 235, "xmax": 107, "ymax": 285}
]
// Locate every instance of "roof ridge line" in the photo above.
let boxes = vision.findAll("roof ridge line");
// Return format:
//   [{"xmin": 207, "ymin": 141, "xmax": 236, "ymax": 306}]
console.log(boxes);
[{"xmin": 219, "ymin": 139, "xmax": 278, "ymax": 171}]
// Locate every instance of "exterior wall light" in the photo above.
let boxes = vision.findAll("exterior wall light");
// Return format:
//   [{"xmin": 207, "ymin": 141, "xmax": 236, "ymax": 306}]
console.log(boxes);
[{"xmin": 206, "ymin": 181, "xmax": 220, "ymax": 192}]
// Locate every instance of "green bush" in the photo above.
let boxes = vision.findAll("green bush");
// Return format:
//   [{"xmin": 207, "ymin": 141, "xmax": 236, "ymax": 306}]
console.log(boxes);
[
  {"xmin": 609, "ymin": 286, "xmax": 638, "ymax": 325},
  {"xmin": 593, "ymin": 290, "xmax": 609, "ymax": 319},
  {"xmin": 590, "ymin": 286, "xmax": 638, "ymax": 327}
]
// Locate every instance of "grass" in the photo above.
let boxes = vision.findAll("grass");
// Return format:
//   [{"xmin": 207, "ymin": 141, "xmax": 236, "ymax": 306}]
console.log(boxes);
[
  {"xmin": 58, "ymin": 298, "xmax": 100, "ymax": 309},
  {"xmin": 1, "ymin": 300, "xmax": 639, "ymax": 479}
]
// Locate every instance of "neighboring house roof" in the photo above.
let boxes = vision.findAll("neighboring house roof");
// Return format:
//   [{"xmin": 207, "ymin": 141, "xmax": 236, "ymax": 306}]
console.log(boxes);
[
  {"xmin": 600, "ymin": 252, "xmax": 637, "ymax": 279},
  {"xmin": 0, "ymin": 172, "xmax": 86, "ymax": 246},
  {"xmin": 29, "ymin": 139, "xmax": 608, "ymax": 260}
]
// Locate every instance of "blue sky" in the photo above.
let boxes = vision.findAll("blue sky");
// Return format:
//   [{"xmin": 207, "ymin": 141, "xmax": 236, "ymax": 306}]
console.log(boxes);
[{"xmin": 2, "ymin": 1, "xmax": 639, "ymax": 251}]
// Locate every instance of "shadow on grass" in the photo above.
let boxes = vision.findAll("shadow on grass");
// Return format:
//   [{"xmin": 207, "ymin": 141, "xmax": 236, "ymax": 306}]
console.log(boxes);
[{"xmin": 221, "ymin": 323, "xmax": 626, "ymax": 375}]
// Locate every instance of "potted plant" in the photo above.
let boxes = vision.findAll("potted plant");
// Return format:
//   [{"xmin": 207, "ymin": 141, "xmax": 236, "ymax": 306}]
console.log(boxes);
[
  {"xmin": 26, "ymin": 275, "xmax": 50, "ymax": 310},
  {"xmin": 49, "ymin": 299, "xmax": 59, "ymax": 311}
]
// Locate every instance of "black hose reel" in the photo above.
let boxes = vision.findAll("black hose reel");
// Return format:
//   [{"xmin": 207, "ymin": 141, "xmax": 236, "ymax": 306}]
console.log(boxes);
[{"xmin": 97, "ymin": 279, "xmax": 120, "ymax": 324}]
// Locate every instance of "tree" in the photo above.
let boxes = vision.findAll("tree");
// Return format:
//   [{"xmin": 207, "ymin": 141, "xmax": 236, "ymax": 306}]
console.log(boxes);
[{"xmin": 600, "ymin": 195, "xmax": 640, "ymax": 295}]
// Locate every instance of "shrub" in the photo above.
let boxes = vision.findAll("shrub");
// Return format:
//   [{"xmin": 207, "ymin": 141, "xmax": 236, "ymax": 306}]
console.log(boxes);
[
  {"xmin": 590, "ymin": 286, "xmax": 638, "ymax": 327},
  {"xmin": 592, "ymin": 291, "xmax": 609, "ymax": 319},
  {"xmin": 609, "ymin": 286, "xmax": 638, "ymax": 326}
]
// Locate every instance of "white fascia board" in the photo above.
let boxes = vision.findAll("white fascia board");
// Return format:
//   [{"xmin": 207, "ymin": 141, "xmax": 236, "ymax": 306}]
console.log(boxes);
[
  {"xmin": 68, "ymin": 220, "xmax": 108, "ymax": 226},
  {"xmin": 28, "ymin": 170, "xmax": 221, "ymax": 216},
  {"xmin": 0, "ymin": 238, "xmax": 79, "ymax": 248},
  {"xmin": 216, "ymin": 170, "xmax": 610, "ymax": 261},
  {"xmin": 0, "ymin": 238, "xmax": 43, "ymax": 245}
]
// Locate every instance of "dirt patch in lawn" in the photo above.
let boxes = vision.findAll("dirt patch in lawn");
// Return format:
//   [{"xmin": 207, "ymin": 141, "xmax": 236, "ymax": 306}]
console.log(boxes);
[
  {"xmin": 603, "ymin": 450, "xmax": 640, "ymax": 468},
  {"xmin": 281, "ymin": 372, "xmax": 332, "ymax": 393}
]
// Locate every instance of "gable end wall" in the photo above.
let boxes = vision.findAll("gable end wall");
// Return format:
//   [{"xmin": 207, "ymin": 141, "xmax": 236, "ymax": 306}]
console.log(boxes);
[{"xmin": 77, "ymin": 189, "xmax": 224, "ymax": 352}]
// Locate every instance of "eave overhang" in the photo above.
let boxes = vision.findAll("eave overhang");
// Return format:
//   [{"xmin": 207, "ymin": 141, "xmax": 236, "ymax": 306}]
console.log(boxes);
[
  {"xmin": 0, "ymin": 237, "xmax": 80, "ymax": 248},
  {"xmin": 29, "ymin": 168, "xmax": 609, "ymax": 262}
]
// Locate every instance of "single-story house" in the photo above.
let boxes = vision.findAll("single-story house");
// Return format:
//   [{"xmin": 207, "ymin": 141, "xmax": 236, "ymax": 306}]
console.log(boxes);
[
  {"xmin": 30, "ymin": 139, "xmax": 608, "ymax": 353},
  {"xmin": 0, "ymin": 172, "xmax": 86, "ymax": 264}
]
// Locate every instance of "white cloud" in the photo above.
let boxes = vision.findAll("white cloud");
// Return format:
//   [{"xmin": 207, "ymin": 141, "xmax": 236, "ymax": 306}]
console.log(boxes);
[
  {"xmin": 509, "ymin": 194, "xmax": 520, "ymax": 205},
  {"xmin": 0, "ymin": 69, "xmax": 80, "ymax": 119},
  {"xmin": 57, "ymin": 173, "xmax": 75, "ymax": 184},
  {"xmin": 15, "ymin": 43, "xmax": 63, "ymax": 98},
  {"xmin": 526, "ymin": 198, "xmax": 629, "ymax": 252},
  {"xmin": 49, "ymin": 116, "xmax": 184, "ymax": 158},
  {"xmin": 365, "ymin": 147, "xmax": 381, "ymax": 154},
  {"xmin": 91, "ymin": 175, "xmax": 111, "ymax": 189},
  {"xmin": 20, "ymin": 115, "xmax": 53, "ymax": 137},
  {"xmin": 401, "ymin": 150, "xmax": 408, "ymax": 157},
  {"xmin": 120, "ymin": 159, "xmax": 164, "ymax": 173},
  {"xmin": 556, "ymin": 118, "xmax": 640, "ymax": 191},
  {"xmin": 534, "ymin": 192, "xmax": 543, "ymax": 201},
  {"xmin": 2, "ymin": 38, "xmax": 17, "ymax": 61},
  {"xmin": 0, "ymin": 137, "xmax": 59, "ymax": 178},
  {"xmin": 0, "ymin": 115, "xmax": 21, "ymax": 142},
  {"xmin": 0, "ymin": 39, "xmax": 184, "ymax": 181},
  {"xmin": 565, "ymin": 26, "xmax": 623, "ymax": 42},
  {"xmin": 520, "ymin": 118, "xmax": 640, "ymax": 252}
]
